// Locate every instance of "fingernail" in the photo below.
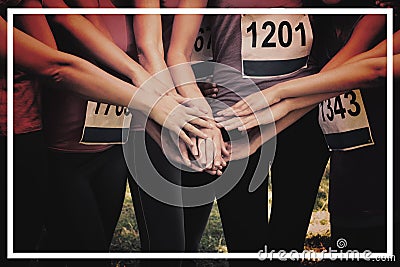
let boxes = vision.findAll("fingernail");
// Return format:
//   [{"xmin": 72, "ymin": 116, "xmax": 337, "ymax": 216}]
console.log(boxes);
[{"xmin": 213, "ymin": 88, "xmax": 218, "ymax": 92}]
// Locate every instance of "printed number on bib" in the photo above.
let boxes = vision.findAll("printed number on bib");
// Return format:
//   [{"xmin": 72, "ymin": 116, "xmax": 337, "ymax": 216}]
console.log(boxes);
[
  {"xmin": 191, "ymin": 15, "xmax": 214, "ymax": 81},
  {"xmin": 80, "ymin": 101, "xmax": 132, "ymax": 145},
  {"xmin": 241, "ymin": 14, "xmax": 313, "ymax": 78},
  {"xmin": 319, "ymin": 89, "xmax": 374, "ymax": 151}
]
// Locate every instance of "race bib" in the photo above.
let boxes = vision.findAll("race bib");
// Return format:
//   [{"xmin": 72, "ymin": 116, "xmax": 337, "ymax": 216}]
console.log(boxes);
[
  {"xmin": 319, "ymin": 89, "xmax": 374, "ymax": 151},
  {"xmin": 80, "ymin": 101, "xmax": 132, "ymax": 145},
  {"xmin": 191, "ymin": 15, "xmax": 214, "ymax": 81},
  {"xmin": 241, "ymin": 14, "xmax": 313, "ymax": 79},
  {"xmin": 191, "ymin": 15, "xmax": 213, "ymax": 62}
]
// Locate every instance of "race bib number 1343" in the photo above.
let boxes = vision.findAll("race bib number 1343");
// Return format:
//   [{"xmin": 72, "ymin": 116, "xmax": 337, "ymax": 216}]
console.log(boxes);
[{"xmin": 319, "ymin": 89, "xmax": 374, "ymax": 151}]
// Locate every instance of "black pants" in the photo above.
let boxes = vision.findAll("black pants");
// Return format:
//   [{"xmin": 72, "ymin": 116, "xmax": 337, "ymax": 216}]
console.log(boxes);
[
  {"xmin": 1, "ymin": 132, "xmax": 49, "ymax": 267},
  {"xmin": 126, "ymin": 132, "xmax": 184, "ymax": 267},
  {"xmin": 183, "ymin": 108, "xmax": 329, "ymax": 267},
  {"xmin": 42, "ymin": 145, "xmax": 127, "ymax": 267}
]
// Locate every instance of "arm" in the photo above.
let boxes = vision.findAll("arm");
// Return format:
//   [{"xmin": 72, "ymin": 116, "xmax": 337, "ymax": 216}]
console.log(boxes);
[
  {"xmin": 166, "ymin": 0, "xmax": 209, "ymax": 101},
  {"xmin": 167, "ymin": 1, "xmax": 230, "ymax": 172},
  {"xmin": 132, "ymin": 0, "xmax": 175, "ymax": 89},
  {"xmin": 42, "ymin": 0, "xmax": 152, "ymax": 87},
  {"xmin": 1, "ymin": 16, "xmax": 209, "ymax": 143},
  {"xmin": 218, "ymin": 55, "xmax": 389, "ymax": 129},
  {"xmin": 322, "ymin": 14, "xmax": 387, "ymax": 71}
]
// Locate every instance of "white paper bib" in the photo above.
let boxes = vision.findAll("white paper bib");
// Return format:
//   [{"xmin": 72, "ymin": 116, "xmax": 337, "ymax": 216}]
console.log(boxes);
[
  {"xmin": 241, "ymin": 14, "xmax": 313, "ymax": 79},
  {"xmin": 80, "ymin": 101, "xmax": 132, "ymax": 145},
  {"xmin": 319, "ymin": 89, "xmax": 374, "ymax": 151}
]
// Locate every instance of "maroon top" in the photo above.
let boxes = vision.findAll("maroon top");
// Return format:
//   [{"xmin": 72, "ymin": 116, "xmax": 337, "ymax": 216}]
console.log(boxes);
[
  {"xmin": 0, "ymin": 71, "xmax": 43, "ymax": 136},
  {"xmin": 43, "ymin": 8, "xmax": 128, "ymax": 152}
]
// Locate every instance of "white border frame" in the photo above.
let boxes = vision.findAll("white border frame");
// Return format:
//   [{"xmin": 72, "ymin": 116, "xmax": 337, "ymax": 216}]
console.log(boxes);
[{"xmin": 7, "ymin": 7, "xmax": 393, "ymax": 260}]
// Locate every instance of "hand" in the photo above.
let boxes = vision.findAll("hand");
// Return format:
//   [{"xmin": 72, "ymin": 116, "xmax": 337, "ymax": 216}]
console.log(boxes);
[
  {"xmin": 148, "ymin": 94, "xmax": 213, "ymax": 147},
  {"xmin": 192, "ymin": 124, "xmax": 230, "ymax": 175},
  {"xmin": 215, "ymin": 99, "xmax": 293, "ymax": 131},
  {"xmin": 216, "ymin": 88, "xmax": 280, "ymax": 118},
  {"xmin": 198, "ymin": 78, "xmax": 218, "ymax": 98}
]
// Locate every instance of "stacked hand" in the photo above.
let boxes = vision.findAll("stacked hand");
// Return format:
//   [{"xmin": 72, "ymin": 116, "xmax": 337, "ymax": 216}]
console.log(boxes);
[{"xmin": 215, "ymin": 88, "xmax": 286, "ymax": 131}]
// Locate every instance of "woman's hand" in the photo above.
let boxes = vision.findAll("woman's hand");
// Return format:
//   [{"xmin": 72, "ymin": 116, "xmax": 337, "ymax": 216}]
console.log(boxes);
[
  {"xmin": 141, "ymin": 93, "xmax": 213, "ymax": 147},
  {"xmin": 192, "ymin": 124, "xmax": 230, "ymax": 175},
  {"xmin": 215, "ymin": 98, "xmax": 294, "ymax": 131},
  {"xmin": 198, "ymin": 78, "xmax": 219, "ymax": 98},
  {"xmin": 216, "ymin": 88, "xmax": 281, "ymax": 118}
]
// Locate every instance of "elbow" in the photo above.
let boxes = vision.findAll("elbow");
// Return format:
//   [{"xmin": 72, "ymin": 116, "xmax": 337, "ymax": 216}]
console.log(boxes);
[{"xmin": 39, "ymin": 52, "xmax": 77, "ymax": 85}]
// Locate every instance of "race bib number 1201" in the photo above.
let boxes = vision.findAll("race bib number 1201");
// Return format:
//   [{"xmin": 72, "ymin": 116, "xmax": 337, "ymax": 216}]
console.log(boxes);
[
  {"xmin": 319, "ymin": 89, "xmax": 374, "ymax": 151},
  {"xmin": 241, "ymin": 14, "xmax": 313, "ymax": 79}
]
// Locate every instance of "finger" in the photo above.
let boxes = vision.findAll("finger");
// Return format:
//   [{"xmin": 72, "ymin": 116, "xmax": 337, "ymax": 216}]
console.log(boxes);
[
  {"xmin": 219, "ymin": 117, "xmax": 245, "ymax": 131},
  {"xmin": 212, "ymin": 136, "xmax": 223, "ymax": 168},
  {"xmin": 205, "ymin": 138, "xmax": 215, "ymax": 169},
  {"xmin": 216, "ymin": 170, "xmax": 223, "ymax": 176},
  {"xmin": 178, "ymin": 130, "xmax": 194, "ymax": 147},
  {"xmin": 179, "ymin": 139, "xmax": 192, "ymax": 166},
  {"xmin": 203, "ymin": 88, "xmax": 219, "ymax": 95},
  {"xmin": 220, "ymin": 135, "xmax": 230, "ymax": 158},
  {"xmin": 188, "ymin": 116, "xmax": 213, "ymax": 129},
  {"xmin": 234, "ymin": 106, "xmax": 256, "ymax": 117},
  {"xmin": 173, "ymin": 94, "xmax": 187, "ymax": 104},
  {"xmin": 216, "ymin": 105, "xmax": 237, "ymax": 116},
  {"xmin": 197, "ymin": 138, "xmax": 207, "ymax": 168},
  {"xmin": 205, "ymin": 170, "xmax": 217, "ymax": 175},
  {"xmin": 190, "ymin": 136, "xmax": 198, "ymax": 156},
  {"xmin": 238, "ymin": 119, "xmax": 259, "ymax": 131},
  {"xmin": 183, "ymin": 123, "xmax": 208, "ymax": 139}
]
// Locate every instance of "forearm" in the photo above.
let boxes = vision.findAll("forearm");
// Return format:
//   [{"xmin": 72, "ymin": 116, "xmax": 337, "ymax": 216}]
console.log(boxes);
[
  {"xmin": 133, "ymin": 12, "xmax": 175, "ymax": 89},
  {"xmin": 167, "ymin": 52, "xmax": 205, "ymax": 99},
  {"xmin": 273, "ymin": 57, "xmax": 387, "ymax": 100},
  {"xmin": 252, "ymin": 106, "xmax": 314, "ymax": 150},
  {"xmin": 50, "ymin": 14, "xmax": 150, "ymax": 85}
]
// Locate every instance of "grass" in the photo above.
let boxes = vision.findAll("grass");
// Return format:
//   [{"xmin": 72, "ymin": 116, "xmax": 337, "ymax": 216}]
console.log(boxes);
[{"xmin": 110, "ymin": 163, "xmax": 331, "ymax": 267}]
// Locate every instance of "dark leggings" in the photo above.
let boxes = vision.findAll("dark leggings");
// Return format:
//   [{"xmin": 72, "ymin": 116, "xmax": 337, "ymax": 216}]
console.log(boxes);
[
  {"xmin": 43, "ymin": 145, "xmax": 127, "ymax": 267},
  {"xmin": 183, "ymin": 108, "xmax": 329, "ymax": 267},
  {"xmin": 1, "ymin": 131, "xmax": 48, "ymax": 266},
  {"xmin": 127, "ymin": 131, "xmax": 184, "ymax": 267}
]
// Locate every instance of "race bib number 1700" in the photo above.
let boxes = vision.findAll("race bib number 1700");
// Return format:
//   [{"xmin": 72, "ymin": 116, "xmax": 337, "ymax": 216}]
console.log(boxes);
[
  {"xmin": 80, "ymin": 101, "xmax": 132, "ymax": 145},
  {"xmin": 319, "ymin": 89, "xmax": 374, "ymax": 151}
]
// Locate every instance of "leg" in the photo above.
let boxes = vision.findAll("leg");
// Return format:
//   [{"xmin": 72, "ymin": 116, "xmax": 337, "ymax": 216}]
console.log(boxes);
[
  {"xmin": 269, "ymin": 108, "xmax": 329, "ymax": 252},
  {"xmin": 91, "ymin": 145, "xmax": 127, "ymax": 248},
  {"xmin": 216, "ymin": 149, "xmax": 269, "ymax": 267},
  {"xmin": 13, "ymin": 131, "xmax": 48, "ymax": 253},
  {"xmin": 181, "ymin": 172, "xmax": 215, "ymax": 267},
  {"xmin": 127, "ymin": 132, "xmax": 184, "ymax": 267},
  {"xmin": 44, "ymin": 150, "xmax": 113, "ymax": 267}
]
